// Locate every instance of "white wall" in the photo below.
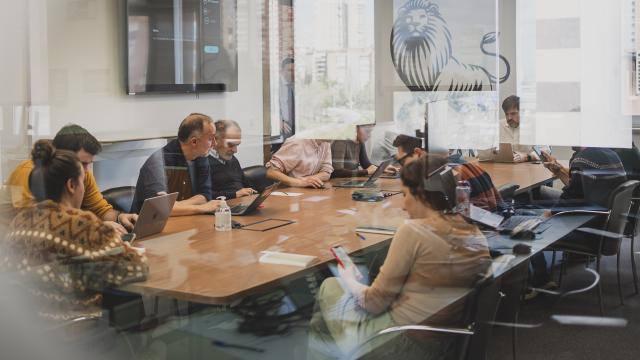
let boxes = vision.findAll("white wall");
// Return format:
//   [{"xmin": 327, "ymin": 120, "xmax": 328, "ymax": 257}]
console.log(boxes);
[{"xmin": 25, "ymin": 0, "xmax": 265, "ymax": 188}]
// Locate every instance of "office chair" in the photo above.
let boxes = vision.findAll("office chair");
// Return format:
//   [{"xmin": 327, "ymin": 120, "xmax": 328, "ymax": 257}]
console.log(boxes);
[
  {"xmin": 346, "ymin": 274, "xmax": 503, "ymax": 360},
  {"xmin": 102, "ymin": 186, "xmax": 136, "ymax": 213},
  {"xmin": 550, "ymin": 179, "xmax": 639, "ymax": 313},
  {"xmin": 242, "ymin": 165, "xmax": 274, "ymax": 192},
  {"xmin": 497, "ymin": 183, "xmax": 520, "ymax": 203}
]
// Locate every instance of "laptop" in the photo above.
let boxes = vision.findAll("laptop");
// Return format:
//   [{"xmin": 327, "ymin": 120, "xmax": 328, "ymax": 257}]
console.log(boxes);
[
  {"xmin": 334, "ymin": 159, "xmax": 394, "ymax": 188},
  {"xmin": 229, "ymin": 182, "xmax": 280, "ymax": 216},
  {"xmin": 493, "ymin": 143, "xmax": 515, "ymax": 163},
  {"xmin": 130, "ymin": 192, "xmax": 178, "ymax": 240},
  {"xmin": 467, "ymin": 204, "xmax": 547, "ymax": 233}
]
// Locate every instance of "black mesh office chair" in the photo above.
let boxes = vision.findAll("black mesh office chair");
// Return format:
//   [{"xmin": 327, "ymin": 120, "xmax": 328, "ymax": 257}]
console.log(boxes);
[
  {"xmin": 243, "ymin": 165, "xmax": 274, "ymax": 192},
  {"xmin": 346, "ymin": 274, "xmax": 503, "ymax": 360},
  {"xmin": 102, "ymin": 186, "xmax": 136, "ymax": 213},
  {"xmin": 550, "ymin": 179, "xmax": 639, "ymax": 313}
]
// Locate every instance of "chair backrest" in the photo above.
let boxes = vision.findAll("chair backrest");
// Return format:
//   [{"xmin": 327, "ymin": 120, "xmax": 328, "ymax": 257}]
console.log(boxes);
[
  {"xmin": 461, "ymin": 274, "xmax": 503, "ymax": 360},
  {"xmin": 497, "ymin": 183, "xmax": 520, "ymax": 202},
  {"xmin": 242, "ymin": 165, "xmax": 274, "ymax": 192},
  {"xmin": 102, "ymin": 186, "xmax": 136, "ymax": 213},
  {"xmin": 601, "ymin": 180, "xmax": 640, "ymax": 256},
  {"xmin": 578, "ymin": 170, "xmax": 628, "ymax": 208}
]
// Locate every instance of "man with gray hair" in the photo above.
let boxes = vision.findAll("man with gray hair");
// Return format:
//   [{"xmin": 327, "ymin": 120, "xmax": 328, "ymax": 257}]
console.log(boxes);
[{"xmin": 209, "ymin": 119, "xmax": 257, "ymax": 199}]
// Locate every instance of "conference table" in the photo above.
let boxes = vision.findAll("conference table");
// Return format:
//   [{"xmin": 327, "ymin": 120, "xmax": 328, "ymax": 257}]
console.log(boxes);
[{"xmin": 122, "ymin": 160, "xmax": 585, "ymax": 306}]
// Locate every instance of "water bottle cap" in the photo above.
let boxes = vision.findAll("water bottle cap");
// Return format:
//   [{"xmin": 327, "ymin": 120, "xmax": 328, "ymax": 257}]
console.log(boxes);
[{"xmin": 216, "ymin": 196, "xmax": 227, "ymax": 207}]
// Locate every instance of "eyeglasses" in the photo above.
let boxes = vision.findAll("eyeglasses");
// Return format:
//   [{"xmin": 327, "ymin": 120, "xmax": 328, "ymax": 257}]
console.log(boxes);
[{"xmin": 395, "ymin": 153, "xmax": 411, "ymax": 167}]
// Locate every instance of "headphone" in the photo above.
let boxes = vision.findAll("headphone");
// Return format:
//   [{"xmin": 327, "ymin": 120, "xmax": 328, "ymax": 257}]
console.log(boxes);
[{"xmin": 422, "ymin": 164, "xmax": 456, "ymax": 212}]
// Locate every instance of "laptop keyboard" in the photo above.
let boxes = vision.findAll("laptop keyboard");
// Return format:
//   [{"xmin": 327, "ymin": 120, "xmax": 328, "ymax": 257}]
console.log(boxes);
[
  {"xmin": 499, "ymin": 215, "xmax": 546, "ymax": 232},
  {"xmin": 230, "ymin": 204, "xmax": 247, "ymax": 213}
]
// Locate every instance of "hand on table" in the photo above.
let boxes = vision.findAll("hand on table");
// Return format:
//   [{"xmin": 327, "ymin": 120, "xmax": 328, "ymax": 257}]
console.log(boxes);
[
  {"xmin": 513, "ymin": 152, "xmax": 526, "ymax": 163},
  {"xmin": 104, "ymin": 221, "xmax": 128, "ymax": 235},
  {"xmin": 296, "ymin": 176, "xmax": 325, "ymax": 189},
  {"xmin": 118, "ymin": 213, "xmax": 138, "ymax": 232},
  {"xmin": 384, "ymin": 165, "xmax": 400, "ymax": 175},
  {"xmin": 366, "ymin": 165, "xmax": 378, "ymax": 175},
  {"xmin": 199, "ymin": 200, "xmax": 222, "ymax": 214},
  {"xmin": 236, "ymin": 188, "xmax": 257, "ymax": 198}
]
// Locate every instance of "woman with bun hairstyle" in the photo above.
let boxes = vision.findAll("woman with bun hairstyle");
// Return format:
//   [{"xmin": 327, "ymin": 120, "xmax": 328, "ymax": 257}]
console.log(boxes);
[
  {"xmin": 1, "ymin": 140, "xmax": 148, "ymax": 323},
  {"xmin": 308, "ymin": 154, "xmax": 491, "ymax": 359}
]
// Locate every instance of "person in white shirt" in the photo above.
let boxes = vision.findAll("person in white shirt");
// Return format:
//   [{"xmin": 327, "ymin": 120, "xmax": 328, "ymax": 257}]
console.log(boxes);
[{"xmin": 500, "ymin": 95, "xmax": 539, "ymax": 163}]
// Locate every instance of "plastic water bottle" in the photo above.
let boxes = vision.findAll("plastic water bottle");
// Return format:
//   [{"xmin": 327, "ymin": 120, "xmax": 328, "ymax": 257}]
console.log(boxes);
[
  {"xmin": 215, "ymin": 196, "xmax": 232, "ymax": 231},
  {"xmin": 455, "ymin": 180, "xmax": 471, "ymax": 216}
]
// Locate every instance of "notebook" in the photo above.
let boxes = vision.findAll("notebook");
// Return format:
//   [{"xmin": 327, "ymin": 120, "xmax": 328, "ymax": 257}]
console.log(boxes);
[{"xmin": 259, "ymin": 251, "xmax": 317, "ymax": 267}]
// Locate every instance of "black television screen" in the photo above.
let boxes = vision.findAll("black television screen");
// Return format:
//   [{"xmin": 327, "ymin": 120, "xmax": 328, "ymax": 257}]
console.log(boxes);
[{"xmin": 126, "ymin": 0, "xmax": 237, "ymax": 94}]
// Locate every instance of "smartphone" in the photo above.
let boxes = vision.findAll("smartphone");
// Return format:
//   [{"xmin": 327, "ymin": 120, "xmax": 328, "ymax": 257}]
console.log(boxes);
[
  {"xmin": 532, "ymin": 145, "xmax": 551, "ymax": 161},
  {"xmin": 121, "ymin": 233, "xmax": 136, "ymax": 243},
  {"xmin": 330, "ymin": 245, "xmax": 363, "ymax": 280}
]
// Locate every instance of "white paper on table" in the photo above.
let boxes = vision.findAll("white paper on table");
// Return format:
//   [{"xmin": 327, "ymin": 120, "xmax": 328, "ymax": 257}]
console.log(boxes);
[
  {"xmin": 337, "ymin": 208, "xmax": 357, "ymax": 215},
  {"xmin": 259, "ymin": 251, "xmax": 317, "ymax": 267},
  {"xmin": 271, "ymin": 191, "xmax": 303, "ymax": 197},
  {"xmin": 303, "ymin": 196, "xmax": 330, "ymax": 202}
]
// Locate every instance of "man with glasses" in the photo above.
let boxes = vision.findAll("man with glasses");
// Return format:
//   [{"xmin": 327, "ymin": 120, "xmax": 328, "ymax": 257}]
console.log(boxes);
[
  {"xmin": 391, "ymin": 134, "xmax": 502, "ymax": 211},
  {"xmin": 208, "ymin": 119, "xmax": 257, "ymax": 199},
  {"xmin": 131, "ymin": 113, "xmax": 220, "ymax": 216}
]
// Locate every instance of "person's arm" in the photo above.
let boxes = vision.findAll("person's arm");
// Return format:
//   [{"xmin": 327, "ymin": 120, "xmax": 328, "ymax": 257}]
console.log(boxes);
[
  {"xmin": 194, "ymin": 156, "xmax": 213, "ymax": 201},
  {"xmin": 81, "ymin": 171, "xmax": 114, "ymax": 219},
  {"xmin": 342, "ymin": 224, "xmax": 419, "ymax": 314},
  {"xmin": 211, "ymin": 189, "xmax": 238, "ymax": 200},
  {"xmin": 359, "ymin": 142, "xmax": 373, "ymax": 169},
  {"xmin": 542, "ymin": 151, "xmax": 570, "ymax": 185},
  {"xmin": 170, "ymin": 194, "xmax": 221, "ymax": 216},
  {"xmin": 266, "ymin": 168, "xmax": 302, "ymax": 187}
]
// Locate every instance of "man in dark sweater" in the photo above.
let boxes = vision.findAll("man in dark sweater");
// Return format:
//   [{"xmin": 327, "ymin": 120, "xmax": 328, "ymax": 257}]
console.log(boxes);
[
  {"xmin": 208, "ymin": 120, "xmax": 257, "ymax": 200},
  {"xmin": 331, "ymin": 125, "xmax": 377, "ymax": 178}
]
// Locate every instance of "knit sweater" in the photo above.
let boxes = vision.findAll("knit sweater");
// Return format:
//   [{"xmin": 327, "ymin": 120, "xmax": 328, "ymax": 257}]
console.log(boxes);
[{"xmin": 1, "ymin": 201, "xmax": 148, "ymax": 322}]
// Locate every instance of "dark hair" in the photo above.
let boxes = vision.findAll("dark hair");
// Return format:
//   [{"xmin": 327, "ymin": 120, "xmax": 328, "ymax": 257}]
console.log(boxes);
[
  {"xmin": 177, "ymin": 113, "xmax": 214, "ymax": 143},
  {"xmin": 400, "ymin": 154, "xmax": 451, "ymax": 211},
  {"xmin": 281, "ymin": 57, "xmax": 294, "ymax": 69},
  {"xmin": 52, "ymin": 124, "xmax": 102, "ymax": 155},
  {"xmin": 392, "ymin": 134, "xmax": 423, "ymax": 155},
  {"xmin": 501, "ymin": 95, "xmax": 520, "ymax": 112},
  {"xmin": 29, "ymin": 140, "xmax": 82, "ymax": 202},
  {"xmin": 214, "ymin": 119, "xmax": 241, "ymax": 140}
]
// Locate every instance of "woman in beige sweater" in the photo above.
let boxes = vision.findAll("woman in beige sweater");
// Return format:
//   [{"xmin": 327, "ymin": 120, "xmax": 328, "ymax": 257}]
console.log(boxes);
[{"xmin": 308, "ymin": 154, "xmax": 491, "ymax": 359}]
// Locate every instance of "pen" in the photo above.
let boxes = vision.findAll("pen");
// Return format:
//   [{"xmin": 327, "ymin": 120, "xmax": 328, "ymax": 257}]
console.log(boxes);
[
  {"xmin": 283, "ymin": 191, "xmax": 289, "ymax": 196},
  {"xmin": 355, "ymin": 232, "xmax": 366, "ymax": 240},
  {"xmin": 211, "ymin": 339, "xmax": 265, "ymax": 353}
]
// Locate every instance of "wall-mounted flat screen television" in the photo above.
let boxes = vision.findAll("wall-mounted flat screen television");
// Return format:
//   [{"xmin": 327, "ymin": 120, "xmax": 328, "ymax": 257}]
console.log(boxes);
[{"xmin": 126, "ymin": 0, "xmax": 237, "ymax": 94}]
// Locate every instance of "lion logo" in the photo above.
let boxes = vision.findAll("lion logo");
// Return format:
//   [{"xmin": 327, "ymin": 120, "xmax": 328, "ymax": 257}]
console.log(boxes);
[{"xmin": 391, "ymin": 0, "xmax": 510, "ymax": 92}]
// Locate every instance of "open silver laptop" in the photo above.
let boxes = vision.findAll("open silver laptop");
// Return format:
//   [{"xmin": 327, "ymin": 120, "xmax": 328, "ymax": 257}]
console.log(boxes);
[
  {"xmin": 130, "ymin": 192, "xmax": 178, "ymax": 240},
  {"xmin": 334, "ymin": 159, "xmax": 394, "ymax": 188}
]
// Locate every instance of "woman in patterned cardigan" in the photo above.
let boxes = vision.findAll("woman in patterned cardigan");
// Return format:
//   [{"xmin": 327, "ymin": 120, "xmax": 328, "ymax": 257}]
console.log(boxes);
[{"xmin": 1, "ymin": 140, "xmax": 148, "ymax": 323}]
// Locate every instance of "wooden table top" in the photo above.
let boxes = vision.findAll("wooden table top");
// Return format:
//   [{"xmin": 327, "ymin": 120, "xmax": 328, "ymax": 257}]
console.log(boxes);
[
  {"xmin": 477, "ymin": 160, "xmax": 566, "ymax": 193},
  {"xmin": 122, "ymin": 179, "xmax": 406, "ymax": 304},
  {"xmin": 122, "ymin": 162, "xmax": 558, "ymax": 304}
]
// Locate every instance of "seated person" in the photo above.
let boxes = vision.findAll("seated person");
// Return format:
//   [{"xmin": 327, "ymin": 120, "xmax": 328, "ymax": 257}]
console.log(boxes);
[
  {"xmin": 308, "ymin": 154, "xmax": 491, "ymax": 359},
  {"xmin": 331, "ymin": 124, "xmax": 377, "ymax": 178},
  {"xmin": 528, "ymin": 147, "xmax": 626, "ymax": 297},
  {"xmin": 132, "ymin": 113, "xmax": 220, "ymax": 216},
  {"xmin": 539, "ymin": 147, "xmax": 626, "ymax": 202},
  {"xmin": 392, "ymin": 135, "xmax": 502, "ymax": 211},
  {"xmin": 498, "ymin": 95, "xmax": 539, "ymax": 162},
  {"xmin": 6, "ymin": 124, "xmax": 137, "ymax": 234},
  {"xmin": 612, "ymin": 142, "xmax": 640, "ymax": 180},
  {"xmin": 1, "ymin": 140, "xmax": 148, "ymax": 324},
  {"xmin": 266, "ymin": 138, "xmax": 333, "ymax": 188},
  {"xmin": 208, "ymin": 119, "xmax": 257, "ymax": 199}
]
